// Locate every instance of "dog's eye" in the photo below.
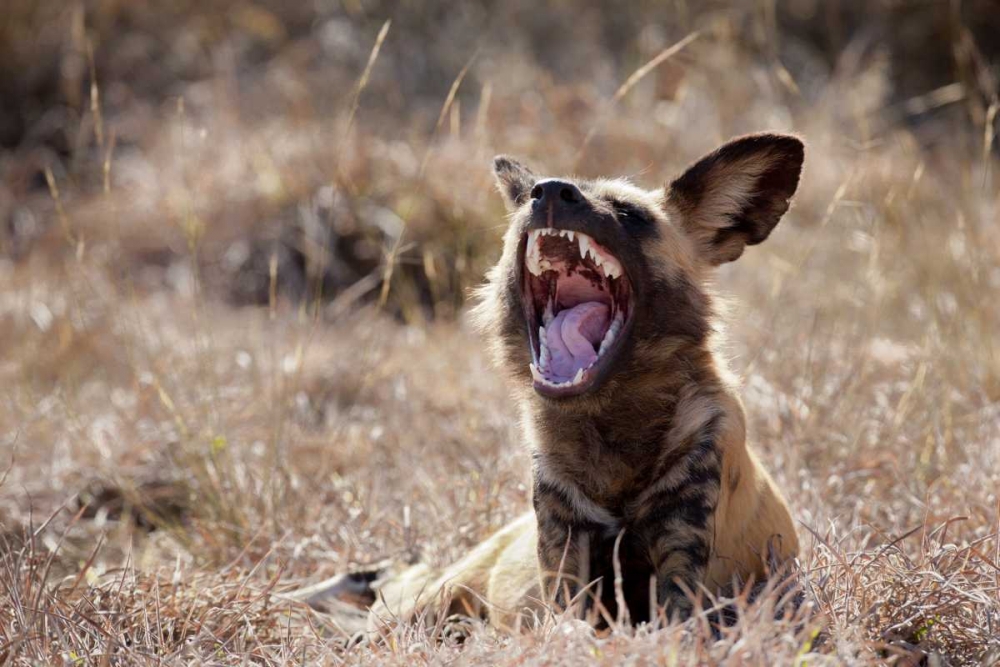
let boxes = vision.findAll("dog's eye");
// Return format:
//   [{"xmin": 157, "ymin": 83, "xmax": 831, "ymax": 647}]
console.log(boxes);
[{"xmin": 612, "ymin": 201, "xmax": 647, "ymax": 224}]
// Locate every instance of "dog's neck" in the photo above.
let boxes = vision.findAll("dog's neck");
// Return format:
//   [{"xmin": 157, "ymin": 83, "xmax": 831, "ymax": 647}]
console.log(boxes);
[{"xmin": 521, "ymin": 338, "xmax": 733, "ymax": 507}]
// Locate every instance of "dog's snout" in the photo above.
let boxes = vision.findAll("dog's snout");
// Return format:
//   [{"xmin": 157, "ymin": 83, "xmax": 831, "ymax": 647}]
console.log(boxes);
[{"xmin": 530, "ymin": 179, "xmax": 583, "ymax": 207}]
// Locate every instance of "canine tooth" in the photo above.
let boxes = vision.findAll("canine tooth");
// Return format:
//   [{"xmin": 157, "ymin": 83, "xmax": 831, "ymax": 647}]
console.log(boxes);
[
  {"xmin": 598, "ymin": 329, "xmax": 615, "ymax": 356},
  {"xmin": 538, "ymin": 326, "xmax": 549, "ymax": 367},
  {"xmin": 567, "ymin": 230, "xmax": 575, "ymax": 242},
  {"xmin": 543, "ymin": 298, "xmax": 554, "ymax": 326},
  {"xmin": 530, "ymin": 363, "xmax": 543, "ymax": 382},
  {"xmin": 578, "ymin": 235, "xmax": 589, "ymax": 260},
  {"xmin": 572, "ymin": 368, "xmax": 584, "ymax": 384},
  {"xmin": 526, "ymin": 231, "xmax": 542, "ymax": 275}
]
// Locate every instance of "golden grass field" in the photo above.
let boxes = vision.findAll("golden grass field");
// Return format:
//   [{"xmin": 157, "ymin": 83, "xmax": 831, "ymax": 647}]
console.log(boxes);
[{"xmin": 1, "ymin": 2, "xmax": 999, "ymax": 664}]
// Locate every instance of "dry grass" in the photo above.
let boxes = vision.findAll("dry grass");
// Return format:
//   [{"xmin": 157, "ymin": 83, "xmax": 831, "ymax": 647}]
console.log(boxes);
[{"xmin": 2, "ymin": 2, "xmax": 1000, "ymax": 665}]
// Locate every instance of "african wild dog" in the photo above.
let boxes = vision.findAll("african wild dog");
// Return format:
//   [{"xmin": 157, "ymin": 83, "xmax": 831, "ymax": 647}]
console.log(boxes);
[{"xmin": 298, "ymin": 133, "xmax": 805, "ymax": 632}]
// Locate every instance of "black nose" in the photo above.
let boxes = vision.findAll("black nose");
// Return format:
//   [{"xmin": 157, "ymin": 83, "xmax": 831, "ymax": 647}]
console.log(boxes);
[{"xmin": 530, "ymin": 179, "xmax": 583, "ymax": 207}]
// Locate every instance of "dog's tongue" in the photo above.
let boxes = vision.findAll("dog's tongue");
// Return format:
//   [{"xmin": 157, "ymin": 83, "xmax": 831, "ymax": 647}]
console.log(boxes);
[{"xmin": 544, "ymin": 302, "xmax": 611, "ymax": 381}]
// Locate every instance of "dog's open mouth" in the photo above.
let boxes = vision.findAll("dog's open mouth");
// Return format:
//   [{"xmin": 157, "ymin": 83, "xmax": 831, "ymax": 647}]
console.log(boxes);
[{"xmin": 521, "ymin": 228, "xmax": 633, "ymax": 397}]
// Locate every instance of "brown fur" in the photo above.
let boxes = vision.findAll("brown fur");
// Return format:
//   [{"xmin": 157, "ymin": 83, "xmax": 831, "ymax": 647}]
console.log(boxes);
[{"xmin": 351, "ymin": 134, "xmax": 804, "ymax": 633}]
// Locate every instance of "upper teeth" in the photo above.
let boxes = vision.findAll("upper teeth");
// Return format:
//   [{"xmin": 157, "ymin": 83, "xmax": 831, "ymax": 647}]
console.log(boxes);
[{"xmin": 525, "ymin": 229, "xmax": 623, "ymax": 279}]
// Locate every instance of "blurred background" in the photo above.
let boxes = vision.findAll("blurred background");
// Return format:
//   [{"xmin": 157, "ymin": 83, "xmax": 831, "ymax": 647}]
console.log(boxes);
[
  {"xmin": 1, "ymin": 1, "xmax": 999, "ymax": 664},
  {"xmin": 2, "ymin": 0, "xmax": 998, "ymax": 317}
]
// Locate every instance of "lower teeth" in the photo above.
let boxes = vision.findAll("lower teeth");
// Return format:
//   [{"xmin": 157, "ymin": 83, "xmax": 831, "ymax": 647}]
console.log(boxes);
[{"xmin": 534, "ymin": 308, "xmax": 624, "ymax": 387}]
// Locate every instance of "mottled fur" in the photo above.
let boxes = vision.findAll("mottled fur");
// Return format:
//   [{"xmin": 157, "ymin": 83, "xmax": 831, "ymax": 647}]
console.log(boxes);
[{"xmin": 310, "ymin": 133, "xmax": 805, "ymax": 633}]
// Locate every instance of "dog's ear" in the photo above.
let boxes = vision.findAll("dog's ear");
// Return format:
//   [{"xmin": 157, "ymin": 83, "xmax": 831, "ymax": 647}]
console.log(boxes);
[
  {"xmin": 492, "ymin": 156, "xmax": 536, "ymax": 211},
  {"xmin": 666, "ymin": 133, "xmax": 804, "ymax": 265}
]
